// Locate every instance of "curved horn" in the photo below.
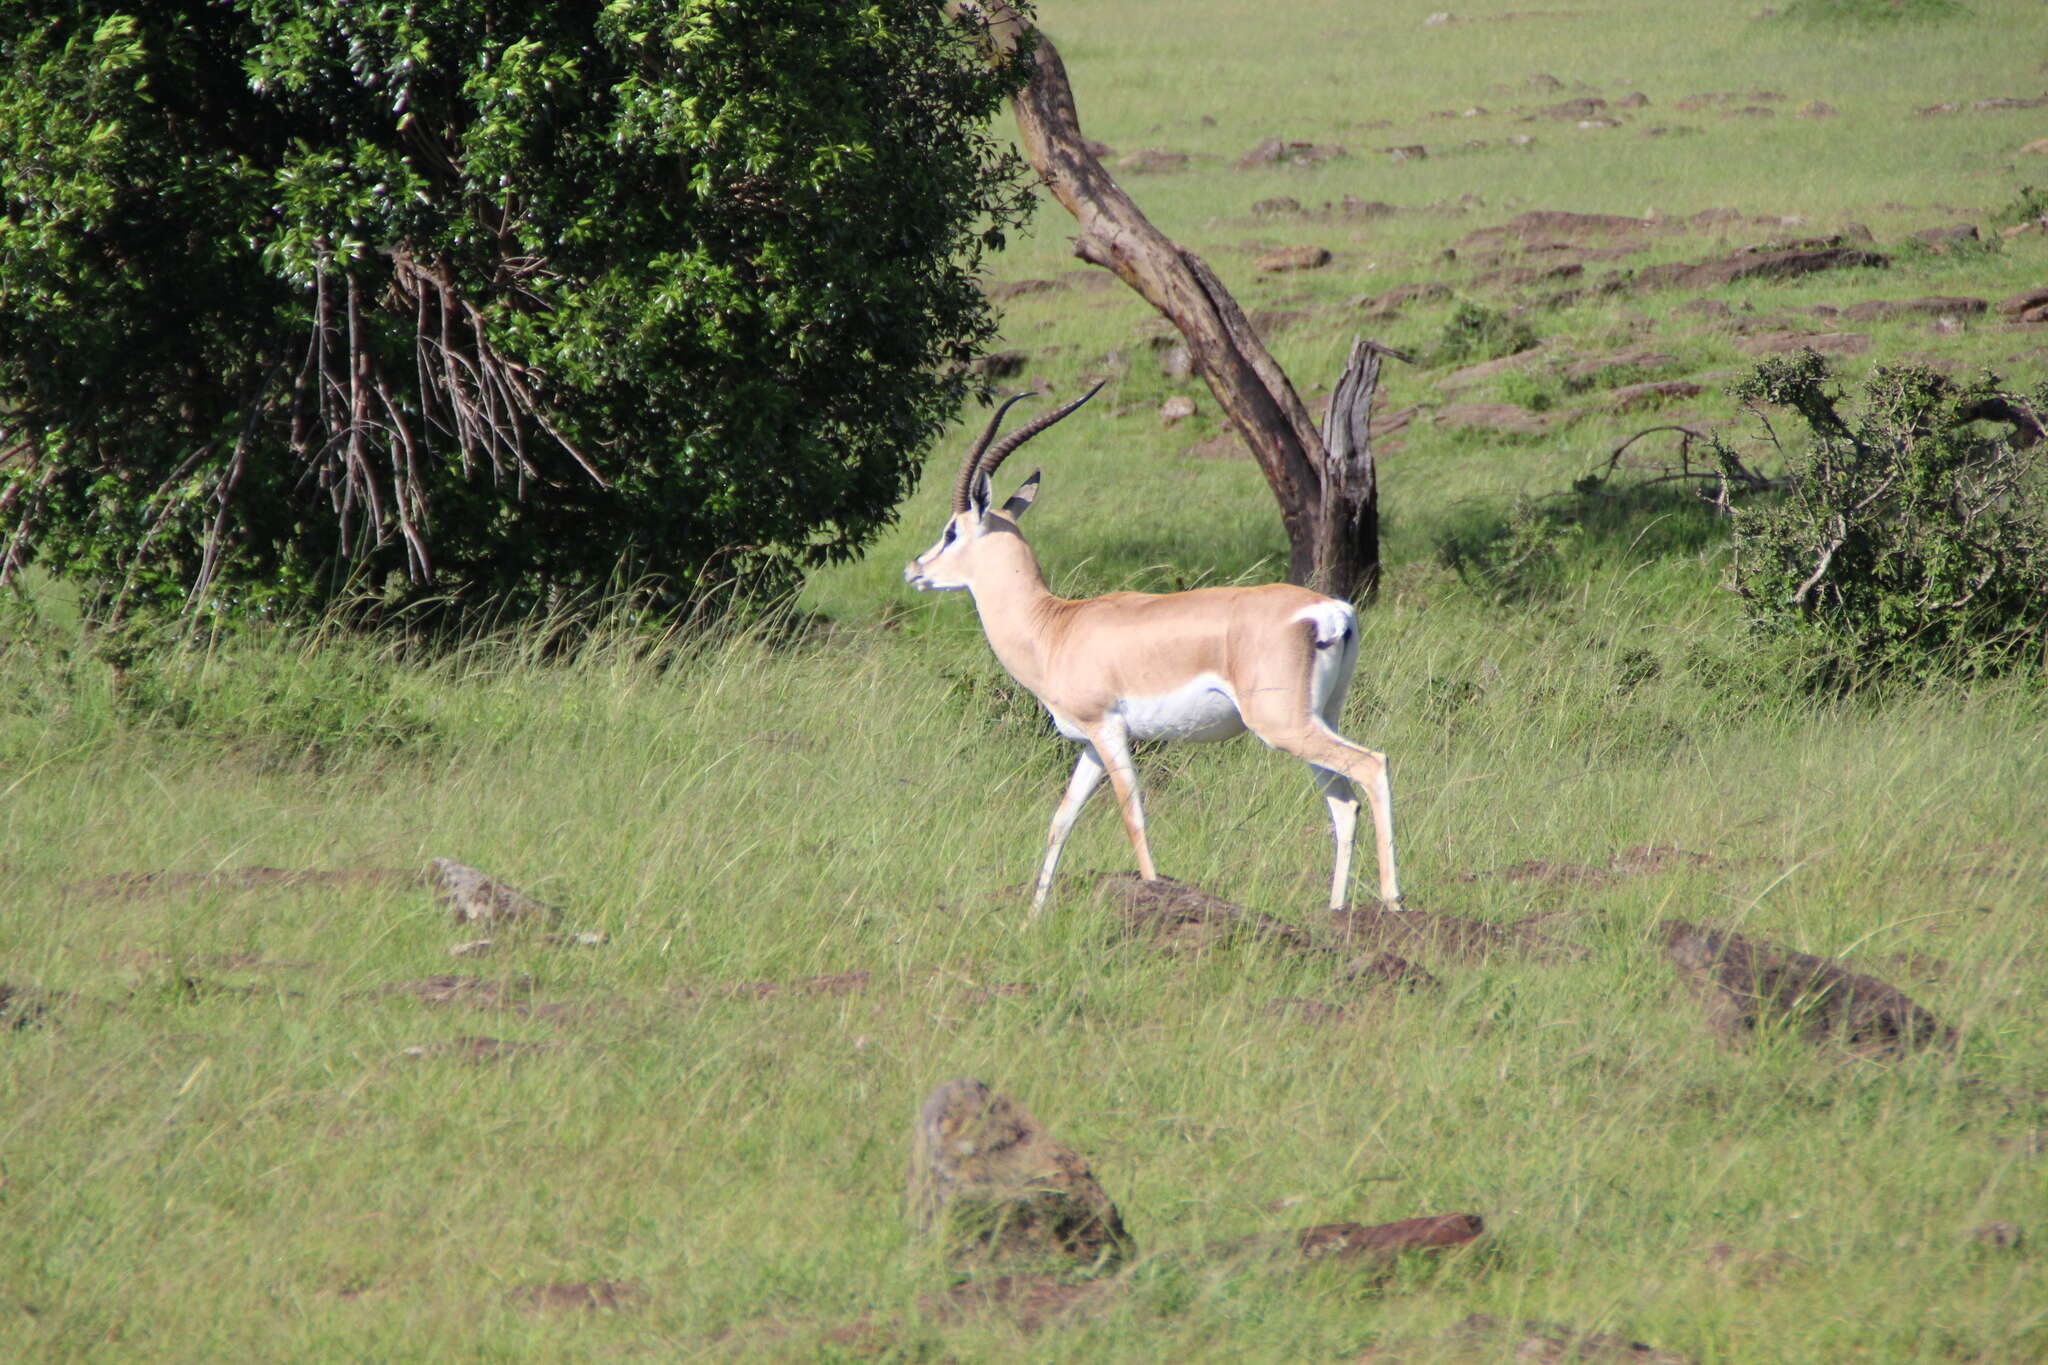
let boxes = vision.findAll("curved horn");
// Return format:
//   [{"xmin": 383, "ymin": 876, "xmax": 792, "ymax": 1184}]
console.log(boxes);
[
  {"xmin": 951, "ymin": 391, "xmax": 1038, "ymax": 514},
  {"xmin": 976, "ymin": 380, "xmax": 1106, "ymax": 488}
]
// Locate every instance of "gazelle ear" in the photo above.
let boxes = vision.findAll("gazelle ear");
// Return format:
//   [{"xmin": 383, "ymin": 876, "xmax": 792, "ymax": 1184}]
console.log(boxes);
[
  {"xmin": 967, "ymin": 470, "xmax": 993, "ymax": 519},
  {"xmin": 1000, "ymin": 469, "xmax": 1042, "ymax": 520}
]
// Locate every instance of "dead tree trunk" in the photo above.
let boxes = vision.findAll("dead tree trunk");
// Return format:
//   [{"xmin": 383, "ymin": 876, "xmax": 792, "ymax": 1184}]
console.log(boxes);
[{"xmin": 951, "ymin": 2, "xmax": 1386, "ymax": 600}]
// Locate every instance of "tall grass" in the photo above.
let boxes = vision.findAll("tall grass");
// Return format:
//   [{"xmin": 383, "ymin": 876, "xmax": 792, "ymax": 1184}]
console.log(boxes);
[{"xmin": 5, "ymin": 0, "xmax": 2047, "ymax": 1358}]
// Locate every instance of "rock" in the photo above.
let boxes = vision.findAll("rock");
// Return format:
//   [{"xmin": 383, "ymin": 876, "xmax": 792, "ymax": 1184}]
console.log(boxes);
[
  {"xmin": 1423, "ymin": 11, "xmax": 1454, "ymax": 25},
  {"xmin": 1839, "ymin": 295, "xmax": 1987, "ymax": 322},
  {"xmin": 1158, "ymin": 395, "xmax": 1197, "ymax": 426},
  {"xmin": 1529, "ymin": 97, "xmax": 1608, "ymax": 121},
  {"xmin": 970, "ymin": 349, "xmax": 1030, "ymax": 380},
  {"xmin": 1160, "ymin": 342, "xmax": 1195, "ymax": 379},
  {"xmin": 1255, "ymin": 245, "xmax": 1332, "ymax": 273},
  {"xmin": 1234, "ymin": 137, "xmax": 1346, "ymax": 170},
  {"xmin": 1578, "ymin": 117, "xmax": 1622, "ymax": 129},
  {"xmin": 1911, "ymin": 223, "xmax": 1979, "ymax": 247},
  {"xmin": 1433, "ymin": 401, "xmax": 1555, "ymax": 435},
  {"xmin": 908, "ymin": 1077, "xmax": 1134, "ymax": 1270},
  {"xmin": 1661, "ymin": 920, "xmax": 1955, "ymax": 1054},
  {"xmin": 1973, "ymin": 95, "xmax": 2048, "ymax": 111},
  {"xmin": 1116, "ymin": 147, "xmax": 1189, "ymax": 173},
  {"xmin": 1251, "ymin": 195, "xmax": 1302, "ymax": 216},
  {"xmin": 1605, "ymin": 380, "xmax": 1703, "ymax": 410},
  {"xmin": 1383, "ymin": 144, "xmax": 1429, "ymax": 162},
  {"xmin": 1996, "ymin": 286, "xmax": 2048, "ymax": 316},
  {"xmin": 2023, "ymin": 138, "xmax": 2048, "ymax": 155},
  {"xmin": 427, "ymin": 858, "xmax": 559, "ymax": 928},
  {"xmin": 1216, "ymin": 1213, "xmax": 1484, "ymax": 1265},
  {"xmin": 1616, "ymin": 92, "xmax": 1651, "ymax": 108},
  {"xmin": 1972, "ymin": 1221, "xmax": 2023, "ymax": 1249},
  {"xmin": 1797, "ymin": 100, "xmax": 1837, "ymax": 117},
  {"xmin": 449, "ymin": 938, "xmax": 496, "ymax": 958},
  {"xmin": 1341, "ymin": 196, "xmax": 1402, "ymax": 218},
  {"xmin": 1735, "ymin": 330, "xmax": 1872, "ymax": 356}
]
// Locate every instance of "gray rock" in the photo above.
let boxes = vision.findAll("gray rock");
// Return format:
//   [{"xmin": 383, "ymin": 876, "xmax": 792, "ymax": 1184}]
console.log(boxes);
[
  {"xmin": 908, "ymin": 1078, "xmax": 1134, "ymax": 1270},
  {"xmin": 427, "ymin": 858, "xmax": 559, "ymax": 927}
]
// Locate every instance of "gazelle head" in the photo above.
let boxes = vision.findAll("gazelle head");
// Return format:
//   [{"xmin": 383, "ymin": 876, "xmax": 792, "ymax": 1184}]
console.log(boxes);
[{"xmin": 904, "ymin": 382, "xmax": 1103, "ymax": 592}]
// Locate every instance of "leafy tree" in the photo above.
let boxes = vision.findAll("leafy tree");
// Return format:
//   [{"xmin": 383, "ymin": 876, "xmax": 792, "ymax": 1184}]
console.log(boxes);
[
  {"xmin": 1720, "ymin": 352, "xmax": 2048, "ymax": 685},
  {"xmin": 0, "ymin": 1, "xmax": 1034, "ymax": 623}
]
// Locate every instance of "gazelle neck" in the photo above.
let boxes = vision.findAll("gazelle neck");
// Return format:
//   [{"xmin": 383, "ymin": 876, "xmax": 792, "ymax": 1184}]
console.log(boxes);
[{"xmin": 964, "ymin": 520, "xmax": 1060, "ymax": 682}]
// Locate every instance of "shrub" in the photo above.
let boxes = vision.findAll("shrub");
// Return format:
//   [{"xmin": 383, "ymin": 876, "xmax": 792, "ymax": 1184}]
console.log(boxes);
[
  {"xmin": 1719, "ymin": 353, "xmax": 2048, "ymax": 685},
  {"xmin": 1432, "ymin": 302, "xmax": 1538, "ymax": 368},
  {"xmin": 0, "ymin": 1, "xmax": 1035, "ymax": 626}
]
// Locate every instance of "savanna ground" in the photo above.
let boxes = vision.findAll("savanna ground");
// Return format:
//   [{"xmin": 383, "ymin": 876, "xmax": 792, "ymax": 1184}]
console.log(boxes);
[{"xmin": 5, "ymin": 1, "xmax": 2048, "ymax": 1359}]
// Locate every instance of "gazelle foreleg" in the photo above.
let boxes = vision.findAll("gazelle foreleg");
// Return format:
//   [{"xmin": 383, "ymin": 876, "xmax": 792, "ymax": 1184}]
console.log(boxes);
[
  {"xmin": 1029, "ymin": 744, "xmax": 1108, "ymax": 919},
  {"xmin": 1086, "ymin": 718, "xmax": 1160, "ymax": 883}
]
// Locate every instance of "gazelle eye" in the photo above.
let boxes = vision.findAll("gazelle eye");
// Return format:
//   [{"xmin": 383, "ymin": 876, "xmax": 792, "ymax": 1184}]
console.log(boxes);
[{"xmin": 942, "ymin": 525, "xmax": 958, "ymax": 546}]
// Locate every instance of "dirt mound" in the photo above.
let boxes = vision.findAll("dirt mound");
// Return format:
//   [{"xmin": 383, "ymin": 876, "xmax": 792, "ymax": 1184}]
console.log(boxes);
[
  {"xmin": 1459, "ymin": 843, "xmax": 1718, "ymax": 887},
  {"xmin": 1735, "ymin": 330, "xmax": 1871, "ymax": 356},
  {"xmin": 511, "ymin": 1280, "xmax": 647, "ymax": 1312},
  {"xmin": 1661, "ymin": 920, "xmax": 1955, "ymax": 1055},
  {"xmin": 1094, "ymin": 874, "xmax": 1326, "ymax": 954},
  {"xmin": 1432, "ymin": 402, "xmax": 1557, "ymax": 436},
  {"xmin": 1460, "ymin": 210, "xmax": 1655, "ymax": 251},
  {"xmin": 1632, "ymin": 245, "xmax": 1888, "ymax": 292},
  {"xmin": 1331, "ymin": 904, "xmax": 1584, "ymax": 962}
]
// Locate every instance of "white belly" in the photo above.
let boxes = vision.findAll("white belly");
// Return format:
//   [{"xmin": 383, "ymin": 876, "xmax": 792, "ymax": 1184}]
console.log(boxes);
[{"xmin": 1116, "ymin": 673, "xmax": 1246, "ymax": 743}]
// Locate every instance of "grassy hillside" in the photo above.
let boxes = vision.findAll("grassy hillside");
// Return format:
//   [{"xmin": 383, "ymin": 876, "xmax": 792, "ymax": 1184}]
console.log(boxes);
[{"xmin": 3, "ymin": 2, "xmax": 2046, "ymax": 1359}]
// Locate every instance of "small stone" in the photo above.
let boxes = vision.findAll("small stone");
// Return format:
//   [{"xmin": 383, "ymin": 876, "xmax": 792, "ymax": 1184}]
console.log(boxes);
[
  {"xmin": 1382, "ymin": 144, "xmax": 1428, "ymax": 163},
  {"xmin": 427, "ymin": 858, "xmax": 560, "ymax": 928},
  {"xmin": 1159, "ymin": 395, "xmax": 1197, "ymax": 426},
  {"xmin": 908, "ymin": 1078, "xmax": 1134, "ymax": 1270},
  {"xmin": 449, "ymin": 938, "xmax": 496, "ymax": 958},
  {"xmin": 1251, "ymin": 195, "xmax": 1302, "ymax": 216},
  {"xmin": 1423, "ymin": 12, "xmax": 1454, "ymax": 26}
]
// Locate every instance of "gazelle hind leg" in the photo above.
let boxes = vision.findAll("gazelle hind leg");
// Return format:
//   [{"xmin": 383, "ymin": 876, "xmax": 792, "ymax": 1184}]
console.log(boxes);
[
  {"xmin": 1029, "ymin": 744, "xmax": 1108, "ymax": 919},
  {"xmin": 1087, "ymin": 718, "xmax": 1159, "ymax": 882},
  {"xmin": 1312, "ymin": 766, "xmax": 1360, "ymax": 911},
  {"xmin": 1248, "ymin": 714, "xmax": 1402, "ymax": 908}
]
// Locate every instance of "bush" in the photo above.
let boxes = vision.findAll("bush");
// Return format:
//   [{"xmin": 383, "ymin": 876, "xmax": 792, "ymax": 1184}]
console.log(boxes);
[
  {"xmin": 0, "ymin": 2, "xmax": 1034, "ymax": 625},
  {"xmin": 1720, "ymin": 353, "xmax": 2048, "ymax": 685},
  {"xmin": 1432, "ymin": 302, "xmax": 1538, "ymax": 368}
]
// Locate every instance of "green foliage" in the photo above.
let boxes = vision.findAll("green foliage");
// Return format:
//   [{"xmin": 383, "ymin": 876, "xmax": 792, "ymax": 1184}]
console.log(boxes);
[
  {"xmin": 0, "ymin": 1, "xmax": 1035, "ymax": 625},
  {"xmin": 1721, "ymin": 353, "xmax": 2048, "ymax": 685},
  {"xmin": 1437, "ymin": 496, "xmax": 1583, "ymax": 604},
  {"xmin": 1994, "ymin": 184, "xmax": 2048, "ymax": 228},
  {"xmin": 1430, "ymin": 301, "xmax": 1539, "ymax": 368}
]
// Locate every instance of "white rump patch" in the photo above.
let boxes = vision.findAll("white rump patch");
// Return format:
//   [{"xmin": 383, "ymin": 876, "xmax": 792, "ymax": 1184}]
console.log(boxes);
[{"xmin": 1293, "ymin": 600, "xmax": 1356, "ymax": 648}]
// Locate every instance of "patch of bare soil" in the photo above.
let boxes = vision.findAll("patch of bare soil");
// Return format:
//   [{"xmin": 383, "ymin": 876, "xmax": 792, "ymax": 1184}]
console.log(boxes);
[
  {"xmin": 354, "ymin": 975, "xmax": 538, "ymax": 1009},
  {"xmin": 1633, "ymin": 245, "xmax": 1888, "ymax": 293},
  {"xmin": 1458, "ymin": 209, "xmax": 1656, "ymax": 252},
  {"xmin": 402, "ymin": 1035, "xmax": 561, "ymax": 1063},
  {"xmin": 1840, "ymin": 295, "xmax": 1987, "ymax": 321},
  {"xmin": 1736, "ymin": 329, "xmax": 1872, "ymax": 356},
  {"xmin": 1431, "ymin": 402, "xmax": 1558, "ymax": 436},
  {"xmin": 982, "ymin": 276, "xmax": 1061, "ymax": 302},
  {"xmin": 1091, "ymin": 874, "xmax": 1327, "ymax": 954},
  {"xmin": 61, "ymin": 865, "xmax": 413, "ymax": 901},
  {"xmin": 1701, "ymin": 1241, "xmax": 1804, "ymax": 1285},
  {"xmin": 1358, "ymin": 1313, "xmax": 1695, "ymax": 1364},
  {"xmin": 0, "ymin": 982, "xmax": 57, "ymax": 1030},
  {"xmin": 1661, "ymin": 920, "xmax": 1955, "ymax": 1055},
  {"xmin": 1331, "ymin": 904, "xmax": 1585, "ymax": 962},
  {"xmin": 1457, "ymin": 844, "xmax": 1716, "ymax": 887},
  {"xmin": 921, "ymin": 1272, "xmax": 1121, "ymax": 1332},
  {"xmin": 1339, "ymin": 950, "xmax": 1442, "ymax": 990},
  {"xmin": 511, "ymin": 1279, "xmax": 648, "ymax": 1312}
]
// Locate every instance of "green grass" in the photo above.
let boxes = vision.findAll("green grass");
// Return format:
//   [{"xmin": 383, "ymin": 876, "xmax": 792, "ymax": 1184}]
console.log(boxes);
[{"xmin": 6, "ymin": 1, "xmax": 2048, "ymax": 1358}]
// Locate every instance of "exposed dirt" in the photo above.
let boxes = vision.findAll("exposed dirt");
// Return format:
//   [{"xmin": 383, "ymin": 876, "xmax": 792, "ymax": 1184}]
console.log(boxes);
[
  {"xmin": 1701, "ymin": 1241, "xmax": 1804, "ymax": 1285},
  {"xmin": 1736, "ymin": 330, "xmax": 1872, "ymax": 356},
  {"xmin": 1457, "ymin": 844, "xmax": 1718, "ymax": 887},
  {"xmin": 1632, "ymin": 245, "xmax": 1888, "ymax": 293},
  {"xmin": 355, "ymin": 975, "xmax": 538, "ymax": 1009},
  {"xmin": 1358, "ymin": 1313, "xmax": 1696, "ymax": 1364},
  {"xmin": 0, "ymin": 982, "xmax": 56, "ymax": 1030},
  {"xmin": 61, "ymin": 865, "xmax": 414, "ymax": 901},
  {"xmin": 1338, "ymin": 950, "xmax": 1442, "ymax": 991},
  {"xmin": 511, "ymin": 1279, "xmax": 648, "ymax": 1312},
  {"xmin": 402, "ymin": 1036, "xmax": 561, "ymax": 1063},
  {"xmin": 1331, "ymin": 903, "xmax": 1585, "ymax": 962},
  {"xmin": 1661, "ymin": 920, "xmax": 1955, "ymax": 1055},
  {"xmin": 1092, "ymin": 874, "xmax": 1328, "ymax": 955}
]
